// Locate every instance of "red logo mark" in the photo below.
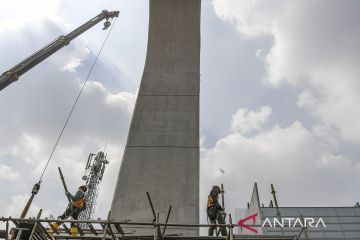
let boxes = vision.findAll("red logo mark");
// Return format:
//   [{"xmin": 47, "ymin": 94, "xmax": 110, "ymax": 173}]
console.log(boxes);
[{"xmin": 237, "ymin": 213, "xmax": 258, "ymax": 233}]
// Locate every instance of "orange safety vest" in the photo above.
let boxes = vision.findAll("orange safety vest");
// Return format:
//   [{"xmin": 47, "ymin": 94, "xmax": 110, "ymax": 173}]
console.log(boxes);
[
  {"xmin": 72, "ymin": 196, "xmax": 85, "ymax": 209},
  {"xmin": 207, "ymin": 194, "xmax": 217, "ymax": 208}
]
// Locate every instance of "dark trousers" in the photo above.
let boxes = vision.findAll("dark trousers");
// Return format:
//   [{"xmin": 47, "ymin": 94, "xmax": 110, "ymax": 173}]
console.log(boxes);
[
  {"xmin": 57, "ymin": 206, "xmax": 81, "ymax": 227},
  {"xmin": 207, "ymin": 207, "xmax": 227, "ymax": 236}
]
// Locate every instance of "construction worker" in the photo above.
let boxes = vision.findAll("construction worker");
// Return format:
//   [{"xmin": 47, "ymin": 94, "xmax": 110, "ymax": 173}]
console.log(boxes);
[
  {"xmin": 49, "ymin": 185, "xmax": 88, "ymax": 236},
  {"xmin": 207, "ymin": 185, "xmax": 227, "ymax": 236}
]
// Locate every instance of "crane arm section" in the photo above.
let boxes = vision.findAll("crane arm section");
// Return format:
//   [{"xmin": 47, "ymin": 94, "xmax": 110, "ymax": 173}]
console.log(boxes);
[{"xmin": 0, "ymin": 10, "xmax": 119, "ymax": 91}]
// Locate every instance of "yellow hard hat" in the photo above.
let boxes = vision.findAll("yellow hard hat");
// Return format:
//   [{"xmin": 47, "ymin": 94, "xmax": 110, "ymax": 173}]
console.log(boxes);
[{"xmin": 79, "ymin": 185, "xmax": 88, "ymax": 192}]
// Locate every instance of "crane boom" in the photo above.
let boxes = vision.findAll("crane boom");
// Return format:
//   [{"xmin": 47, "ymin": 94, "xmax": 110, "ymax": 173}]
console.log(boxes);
[{"xmin": 0, "ymin": 10, "xmax": 119, "ymax": 91}]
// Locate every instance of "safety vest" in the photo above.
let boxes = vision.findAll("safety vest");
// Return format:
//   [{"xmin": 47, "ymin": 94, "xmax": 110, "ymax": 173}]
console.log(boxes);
[
  {"xmin": 72, "ymin": 196, "xmax": 85, "ymax": 209},
  {"xmin": 207, "ymin": 195, "xmax": 217, "ymax": 208}
]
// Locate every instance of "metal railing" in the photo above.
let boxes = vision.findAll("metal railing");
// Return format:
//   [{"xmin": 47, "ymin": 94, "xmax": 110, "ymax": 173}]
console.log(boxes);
[{"xmin": 0, "ymin": 210, "xmax": 296, "ymax": 240}]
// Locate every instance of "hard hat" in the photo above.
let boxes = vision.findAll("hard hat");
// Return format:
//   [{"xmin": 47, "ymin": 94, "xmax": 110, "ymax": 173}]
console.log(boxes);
[
  {"xmin": 211, "ymin": 185, "xmax": 221, "ymax": 195},
  {"xmin": 212, "ymin": 185, "xmax": 220, "ymax": 191},
  {"xmin": 79, "ymin": 185, "xmax": 88, "ymax": 192}
]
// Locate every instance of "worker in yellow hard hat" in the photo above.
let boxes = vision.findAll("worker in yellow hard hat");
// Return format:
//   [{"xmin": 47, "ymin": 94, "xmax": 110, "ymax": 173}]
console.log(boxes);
[{"xmin": 49, "ymin": 185, "xmax": 88, "ymax": 236}]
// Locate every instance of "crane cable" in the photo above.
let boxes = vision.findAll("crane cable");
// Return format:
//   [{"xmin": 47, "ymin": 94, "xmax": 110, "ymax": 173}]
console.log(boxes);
[{"xmin": 38, "ymin": 17, "xmax": 117, "ymax": 183}]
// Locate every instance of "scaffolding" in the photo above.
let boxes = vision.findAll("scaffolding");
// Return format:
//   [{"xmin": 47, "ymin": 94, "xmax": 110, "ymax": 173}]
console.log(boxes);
[
  {"xmin": 4, "ymin": 211, "xmax": 360, "ymax": 240},
  {"xmin": 0, "ymin": 211, "xmax": 296, "ymax": 240},
  {"xmin": 0, "ymin": 192, "xmax": 296, "ymax": 240}
]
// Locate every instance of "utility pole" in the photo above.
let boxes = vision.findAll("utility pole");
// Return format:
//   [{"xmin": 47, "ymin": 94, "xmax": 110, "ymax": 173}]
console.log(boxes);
[{"xmin": 271, "ymin": 183, "xmax": 284, "ymax": 235}]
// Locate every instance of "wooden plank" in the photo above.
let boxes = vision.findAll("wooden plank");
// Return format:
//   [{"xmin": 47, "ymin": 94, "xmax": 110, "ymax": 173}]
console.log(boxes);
[
  {"xmin": 61, "ymin": 224, "xmax": 71, "ymax": 235},
  {"xmin": 37, "ymin": 222, "xmax": 54, "ymax": 239},
  {"xmin": 76, "ymin": 225, "xmax": 85, "ymax": 236},
  {"xmin": 106, "ymin": 224, "xmax": 116, "ymax": 240},
  {"xmin": 88, "ymin": 224, "xmax": 98, "ymax": 236},
  {"xmin": 99, "ymin": 221, "xmax": 112, "ymax": 236},
  {"xmin": 113, "ymin": 223, "xmax": 124, "ymax": 235},
  {"xmin": 48, "ymin": 222, "xmax": 59, "ymax": 235},
  {"xmin": 102, "ymin": 212, "xmax": 112, "ymax": 240},
  {"xmin": 35, "ymin": 222, "xmax": 52, "ymax": 240},
  {"xmin": 33, "ymin": 231, "xmax": 44, "ymax": 240},
  {"xmin": 29, "ymin": 209, "xmax": 42, "ymax": 240}
]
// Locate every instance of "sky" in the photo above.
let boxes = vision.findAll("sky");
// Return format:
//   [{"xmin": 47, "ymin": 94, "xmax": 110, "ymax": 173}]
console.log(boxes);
[{"xmin": 1, "ymin": 0, "xmax": 360, "ymax": 233}]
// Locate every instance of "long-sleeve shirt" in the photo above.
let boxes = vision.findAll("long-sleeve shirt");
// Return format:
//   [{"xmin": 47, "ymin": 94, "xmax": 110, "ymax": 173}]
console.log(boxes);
[
  {"xmin": 66, "ymin": 189, "xmax": 86, "ymax": 209},
  {"xmin": 67, "ymin": 189, "xmax": 85, "ymax": 201}
]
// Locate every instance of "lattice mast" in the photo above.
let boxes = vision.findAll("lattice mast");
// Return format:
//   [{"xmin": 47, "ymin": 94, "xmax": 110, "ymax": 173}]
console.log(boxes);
[{"xmin": 79, "ymin": 151, "xmax": 109, "ymax": 221}]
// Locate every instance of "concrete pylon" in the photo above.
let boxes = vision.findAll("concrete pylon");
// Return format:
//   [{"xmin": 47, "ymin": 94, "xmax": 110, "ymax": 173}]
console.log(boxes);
[{"xmin": 110, "ymin": 0, "xmax": 200, "ymax": 236}]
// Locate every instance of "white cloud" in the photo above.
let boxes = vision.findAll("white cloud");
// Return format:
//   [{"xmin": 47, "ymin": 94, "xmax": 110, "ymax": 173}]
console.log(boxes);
[
  {"xmin": 231, "ymin": 106, "xmax": 271, "ymax": 134},
  {"xmin": 0, "ymin": 0, "xmax": 60, "ymax": 31},
  {"xmin": 5, "ymin": 194, "xmax": 45, "ymax": 217},
  {"xmin": 0, "ymin": 165, "xmax": 19, "ymax": 181},
  {"xmin": 10, "ymin": 133, "xmax": 48, "ymax": 165},
  {"xmin": 212, "ymin": 0, "xmax": 360, "ymax": 146},
  {"xmin": 297, "ymin": 89, "xmax": 317, "ymax": 111},
  {"xmin": 212, "ymin": 0, "xmax": 280, "ymax": 37},
  {"xmin": 62, "ymin": 42, "xmax": 90, "ymax": 72},
  {"xmin": 201, "ymin": 108, "xmax": 360, "ymax": 226},
  {"xmin": 0, "ymin": 193, "xmax": 50, "ymax": 230}
]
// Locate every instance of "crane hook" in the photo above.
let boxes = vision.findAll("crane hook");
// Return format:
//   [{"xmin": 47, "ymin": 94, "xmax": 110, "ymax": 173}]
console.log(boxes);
[{"xmin": 103, "ymin": 20, "xmax": 111, "ymax": 30}]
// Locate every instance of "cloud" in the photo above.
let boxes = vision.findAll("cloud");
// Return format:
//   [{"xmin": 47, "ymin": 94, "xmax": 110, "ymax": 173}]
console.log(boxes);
[
  {"xmin": 0, "ymin": 193, "xmax": 53, "ymax": 229},
  {"xmin": 4, "ymin": 194, "xmax": 50, "ymax": 217},
  {"xmin": 0, "ymin": 165, "xmax": 19, "ymax": 181},
  {"xmin": 212, "ymin": 0, "xmax": 280, "ymax": 37},
  {"xmin": 0, "ymin": 0, "xmax": 60, "ymax": 31},
  {"xmin": 201, "ymin": 106, "xmax": 360, "ymax": 228},
  {"xmin": 231, "ymin": 106, "xmax": 271, "ymax": 134},
  {"xmin": 212, "ymin": 0, "xmax": 360, "ymax": 145}
]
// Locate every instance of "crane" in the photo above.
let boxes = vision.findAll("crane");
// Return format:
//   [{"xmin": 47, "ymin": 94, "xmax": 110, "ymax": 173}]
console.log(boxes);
[
  {"xmin": 6, "ymin": 10, "xmax": 119, "ymax": 222},
  {"xmin": 0, "ymin": 10, "xmax": 119, "ymax": 92}
]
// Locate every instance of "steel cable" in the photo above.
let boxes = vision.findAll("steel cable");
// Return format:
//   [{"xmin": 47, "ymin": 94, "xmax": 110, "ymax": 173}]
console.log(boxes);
[{"xmin": 38, "ymin": 17, "xmax": 118, "ymax": 182}]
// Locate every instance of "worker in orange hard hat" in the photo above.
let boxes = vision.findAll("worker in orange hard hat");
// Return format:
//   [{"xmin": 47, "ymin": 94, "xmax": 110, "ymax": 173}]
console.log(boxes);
[{"xmin": 49, "ymin": 185, "xmax": 88, "ymax": 236}]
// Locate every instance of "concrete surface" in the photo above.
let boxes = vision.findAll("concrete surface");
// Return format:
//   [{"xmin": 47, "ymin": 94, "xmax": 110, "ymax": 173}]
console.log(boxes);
[{"xmin": 110, "ymin": 0, "xmax": 201, "ymax": 236}]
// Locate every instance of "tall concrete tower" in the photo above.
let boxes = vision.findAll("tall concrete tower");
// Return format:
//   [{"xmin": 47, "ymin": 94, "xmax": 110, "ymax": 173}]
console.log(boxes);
[{"xmin": 110, "ymin": 0, "xmax": 200, "ymax": 236}]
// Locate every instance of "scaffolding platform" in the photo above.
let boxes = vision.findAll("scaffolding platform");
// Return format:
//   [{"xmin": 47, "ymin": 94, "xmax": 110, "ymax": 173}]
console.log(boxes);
[{"xmin": 0, "ymin": 215, "xmax": 296, "ymax": 240}]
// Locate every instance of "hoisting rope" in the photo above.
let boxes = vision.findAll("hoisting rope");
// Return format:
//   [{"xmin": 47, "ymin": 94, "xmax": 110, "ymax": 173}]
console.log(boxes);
[
  {"xmin": 15, "ymin": 16, "xmax": 118, "ymax": 224},
  {"xmin": 38, "ymin": 17, "xmax": 117, "ymax": 183}
]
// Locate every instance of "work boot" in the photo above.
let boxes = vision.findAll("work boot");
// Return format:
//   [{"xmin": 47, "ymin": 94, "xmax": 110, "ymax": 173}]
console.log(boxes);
[
  {"xmin": 48, "ymin": 223, "xmax": 60, "ymax": 235},
  {"xmin": 70, "ymin": 227, "xmax": 78, "ymax": 236}
]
